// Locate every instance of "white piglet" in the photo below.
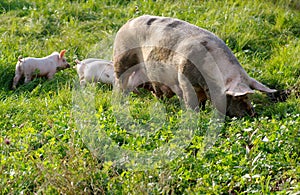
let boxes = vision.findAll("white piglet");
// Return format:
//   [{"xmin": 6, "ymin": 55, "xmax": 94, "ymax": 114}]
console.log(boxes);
[
  {"xmin": 12, "ymin": 50, "xmax": 70, "ymax": 89},
  {"xmin": 74, "ymin": 58, "xmax": 115, "ymax": 86}
]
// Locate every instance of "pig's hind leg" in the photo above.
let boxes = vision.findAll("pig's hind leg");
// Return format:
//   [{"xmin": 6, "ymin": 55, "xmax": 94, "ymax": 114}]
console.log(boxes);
[
  {"xmin": 12, "ymin": 65, "xmax": 23, "ymax": 89},
  {"xmin": 12, "ymin": 74, "xmax": 22, "ymax": 89}
]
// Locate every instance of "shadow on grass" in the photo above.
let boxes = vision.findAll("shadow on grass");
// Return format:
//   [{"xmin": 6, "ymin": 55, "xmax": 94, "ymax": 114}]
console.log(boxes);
[{"xmin": 4, "ymin": 69, "xmax": 76, "ymax": 96}]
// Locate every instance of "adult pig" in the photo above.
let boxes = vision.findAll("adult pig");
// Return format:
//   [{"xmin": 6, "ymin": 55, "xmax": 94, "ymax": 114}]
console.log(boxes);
[{"xmin": 113, "ymin": 15, "xmax": 276, "ymax": 117}]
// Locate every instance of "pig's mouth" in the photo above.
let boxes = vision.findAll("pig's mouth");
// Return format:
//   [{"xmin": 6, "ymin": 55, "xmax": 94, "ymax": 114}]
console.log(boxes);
[
  {"xmin": 226, "ymin": 110, "xmax": 254, "ymax": 118},
  {"xmin": 56, "ymin": 64, "xmax": 71, "ymax": 71},
  {"xmin": 226, "ymin": 104, "xmax": 256, "ymax": 118}
]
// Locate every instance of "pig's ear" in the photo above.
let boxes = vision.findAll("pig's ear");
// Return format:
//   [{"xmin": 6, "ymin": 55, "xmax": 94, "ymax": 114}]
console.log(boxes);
[
  {"xmin": 75, "ymin": 59, "xmax": 81, "ymax": 64},
  {"xmin": 59, "ymin": 50, "xmax": 66, "ymax": 59},
  {"xmin": 250, "ymin": 78, "xmax": 277, "ymax": 93},
  {"xmin": 226, "ymin": 83, "xmax": 254, "ymax": 96}
]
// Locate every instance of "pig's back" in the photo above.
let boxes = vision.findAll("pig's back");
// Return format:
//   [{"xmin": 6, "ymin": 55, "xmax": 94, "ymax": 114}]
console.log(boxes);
[{"xmin": 85, "ymin": 60, "xmax": 114, "ymax": 84}]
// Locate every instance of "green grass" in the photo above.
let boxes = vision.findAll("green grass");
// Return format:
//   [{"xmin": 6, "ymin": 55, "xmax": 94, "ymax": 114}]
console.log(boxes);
[{"xmin": 1, "ymin": 0, "xmax": 299, "ymax": 194}]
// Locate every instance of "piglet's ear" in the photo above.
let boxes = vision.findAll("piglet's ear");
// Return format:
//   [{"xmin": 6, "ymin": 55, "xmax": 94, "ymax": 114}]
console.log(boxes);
[
  {"xmin": 59, "ymin": 49, "xmax": 66, "ymax": 59},
  {"xmin": 226, "ymin": 83, "xmax": 254, "ymax": 96},
  {"xmin": 75, "ymin": 59, "xmax": 81, "ymax": 64}
]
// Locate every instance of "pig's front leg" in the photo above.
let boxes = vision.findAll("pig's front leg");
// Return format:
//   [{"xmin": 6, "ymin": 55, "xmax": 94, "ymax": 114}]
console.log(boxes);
[
  {"xmin": 178, "ymin": 72, "xmax": 199, "ymax": 112},
  {"xmin": 24, "ymin": 73, "xmax": 32, "ymax": 84},
  {"xmin": 47, "ymin": 72, "xmax": 55, "ymax": 80}
]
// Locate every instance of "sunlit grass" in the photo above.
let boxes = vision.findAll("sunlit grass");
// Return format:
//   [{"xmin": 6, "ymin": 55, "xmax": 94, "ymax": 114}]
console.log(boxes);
[{"xmin": 0, "ymin": 0, "xmax": 299, "ymax": 194}]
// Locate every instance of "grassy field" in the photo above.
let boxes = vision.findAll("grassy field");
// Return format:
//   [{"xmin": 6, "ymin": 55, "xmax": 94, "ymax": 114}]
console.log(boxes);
[{"xmin": 1, "ymin": 0, "xmax": 299, "ymax": 194}]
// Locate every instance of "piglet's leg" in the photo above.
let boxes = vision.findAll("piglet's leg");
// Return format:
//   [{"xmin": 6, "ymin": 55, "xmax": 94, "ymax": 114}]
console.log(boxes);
[
  {"xmin": 24, "ymin": 74, "xmax": 32, "ymax": 84},
  {"xmin": 80, "ymin": 79, "xmax": 87, "ymax": 86},
  {"xmin": 12, "ymin": 74, "xmax": 22, "ymax": 89},
  {"xmin": 47, "ymin": 73, "xmax": 55, "ymax": 80}
]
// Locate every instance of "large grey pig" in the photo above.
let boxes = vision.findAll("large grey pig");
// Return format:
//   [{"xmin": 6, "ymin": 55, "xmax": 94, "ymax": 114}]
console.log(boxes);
[
  {"xmin": 12, "ymin": 50, "xmax": 70, "ymax": 89},
  {"xmin": 113, "ymin": 15, "xmax": 276, "ymax": 117},
  {"xmin": 74, "ymin": 58, "xmax": 115, "ymax": 86}
]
